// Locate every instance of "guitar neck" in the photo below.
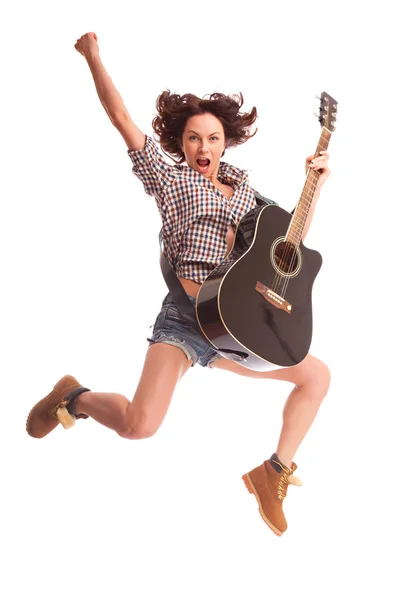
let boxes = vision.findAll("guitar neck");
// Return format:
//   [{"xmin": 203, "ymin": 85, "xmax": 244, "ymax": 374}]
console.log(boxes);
[{"xmin": 287, "ymin": 126, "xmax": 332, "ymax": 245}]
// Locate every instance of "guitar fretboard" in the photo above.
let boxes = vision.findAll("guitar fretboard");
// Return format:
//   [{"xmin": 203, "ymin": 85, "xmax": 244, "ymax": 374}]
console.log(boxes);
[{"xmin": 287, "ymin": 127, "xmax": 332, "ymax": 245}]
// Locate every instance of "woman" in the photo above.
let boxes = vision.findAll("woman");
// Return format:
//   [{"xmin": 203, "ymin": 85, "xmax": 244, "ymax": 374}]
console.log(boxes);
[{"xmin": 26, "ymin": 32, "xmax": 331, "ymax": 537}]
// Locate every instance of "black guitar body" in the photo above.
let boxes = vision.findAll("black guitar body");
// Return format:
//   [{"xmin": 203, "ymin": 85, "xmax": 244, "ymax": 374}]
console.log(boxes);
[{"xmin": 196, "ymin": 204, "xmax": 323, "ymax": 371}]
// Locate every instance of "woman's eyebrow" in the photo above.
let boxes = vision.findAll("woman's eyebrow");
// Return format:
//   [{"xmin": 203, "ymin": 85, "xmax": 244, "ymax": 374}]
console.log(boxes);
[{"xmin": 187, "ymin": 130, "xmax": 221, "ymax": 136}]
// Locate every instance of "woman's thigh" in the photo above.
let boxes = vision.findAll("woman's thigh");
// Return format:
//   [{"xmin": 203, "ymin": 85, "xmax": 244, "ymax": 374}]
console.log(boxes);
[
  {"xmin": 126, "ymin": 341, "xmax": 193, "ymax": 436},
  {"xmin": 211, "ymin": 353, "xmax": 330, "ymax": 387}
]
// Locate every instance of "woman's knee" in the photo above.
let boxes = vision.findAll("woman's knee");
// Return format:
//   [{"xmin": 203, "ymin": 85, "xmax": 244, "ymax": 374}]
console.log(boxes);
[
  {"xmin": 117, "ymin": 410, "xmax": 161, "ymax": 440},
  {"xmin": 293, "ymin": 354, "xmax": 330, "ymax": 391},
  {"xmin": 304, "ymin": 355, "xmax": 331, "ymax": 393}
]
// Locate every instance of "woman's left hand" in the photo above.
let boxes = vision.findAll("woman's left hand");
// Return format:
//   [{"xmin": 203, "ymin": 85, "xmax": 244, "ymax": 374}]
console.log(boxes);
[{"xmin": 305, "ymin": 150, "xmax": 331, "ymax": 187}]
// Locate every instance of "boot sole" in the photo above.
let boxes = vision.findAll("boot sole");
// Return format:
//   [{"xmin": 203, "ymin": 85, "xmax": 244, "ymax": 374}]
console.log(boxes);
[{"xmin": 242, "ymin": 473, "xmax": 283, "ymax": 537}]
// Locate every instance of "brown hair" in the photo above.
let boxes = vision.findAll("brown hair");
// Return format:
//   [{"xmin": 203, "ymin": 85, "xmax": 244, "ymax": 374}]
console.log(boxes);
[{"xmin": 152, "ymin": 90, "xmax": 258, "ymax": 164}]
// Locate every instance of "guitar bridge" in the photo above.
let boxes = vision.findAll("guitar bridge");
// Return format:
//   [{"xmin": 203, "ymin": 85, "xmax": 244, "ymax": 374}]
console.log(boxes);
[{"xmin": 255, "ymin": 281, "xmax": 292, "ymax": 314}]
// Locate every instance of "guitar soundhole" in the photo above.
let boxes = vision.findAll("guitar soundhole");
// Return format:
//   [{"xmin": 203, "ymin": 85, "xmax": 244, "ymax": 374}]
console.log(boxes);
[{"xmin": 272, "ymin": 240, "xmax": 301, "ymax": 276}]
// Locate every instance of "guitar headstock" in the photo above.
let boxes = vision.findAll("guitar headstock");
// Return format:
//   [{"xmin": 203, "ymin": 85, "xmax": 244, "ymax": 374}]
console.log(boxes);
[{"xmin": 316, "ymin": 91, "xmax": 338, "ymax": 132}]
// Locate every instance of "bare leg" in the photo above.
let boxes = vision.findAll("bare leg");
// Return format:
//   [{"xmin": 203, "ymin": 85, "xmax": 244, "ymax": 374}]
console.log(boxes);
[
  {"xmin": 211, "ymin": 354, "xmax": 331, "ymax": 467},
  {"xmin": 75, "ymin": 342, "xmax": 192, "ymax": 439}
]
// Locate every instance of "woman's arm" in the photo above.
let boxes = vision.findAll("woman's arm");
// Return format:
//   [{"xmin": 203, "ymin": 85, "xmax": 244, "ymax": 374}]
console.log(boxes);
[
  {"xmin": 301, "ymin": 150, "xmax": 331, "ymax": 241},
  {"xmin": 75, "ymin": 32, "xmax": 145, "ymax": 151}
]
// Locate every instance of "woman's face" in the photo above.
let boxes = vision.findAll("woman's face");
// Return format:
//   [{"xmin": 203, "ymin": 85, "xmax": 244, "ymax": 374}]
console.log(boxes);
[{"xmin": 181, "ymin": 112, "xmax": 226, "ymax": 179}]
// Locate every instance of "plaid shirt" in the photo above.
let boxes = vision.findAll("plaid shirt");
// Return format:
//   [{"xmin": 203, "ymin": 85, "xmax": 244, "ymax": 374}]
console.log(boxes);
[{"xmin": 127, "ymin": 135, "xmax": 262, "ymax": 283}]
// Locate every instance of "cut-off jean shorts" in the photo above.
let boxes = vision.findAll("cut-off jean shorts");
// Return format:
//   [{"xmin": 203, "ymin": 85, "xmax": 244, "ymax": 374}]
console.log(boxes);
[{"xmin": 147, "ymin": 292, "xmax": 222, "ymax": 368}]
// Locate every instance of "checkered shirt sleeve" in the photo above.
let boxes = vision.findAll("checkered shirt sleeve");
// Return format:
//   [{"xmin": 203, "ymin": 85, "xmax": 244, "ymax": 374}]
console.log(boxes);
[{"xmin": 127, "ymin": 135, "xmax": 177, "ymax": 204}]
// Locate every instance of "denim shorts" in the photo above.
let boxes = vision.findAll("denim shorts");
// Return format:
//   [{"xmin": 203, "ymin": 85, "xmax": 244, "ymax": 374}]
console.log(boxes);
[{"xmin": 147, "ymin": 292, "xmax": 222, "ymax": 368}]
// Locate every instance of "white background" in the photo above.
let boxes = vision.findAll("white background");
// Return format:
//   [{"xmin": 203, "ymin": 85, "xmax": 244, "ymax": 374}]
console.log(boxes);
[{"xmin": 1, "ymin": 1, "xmax": 399, "ymax": 598}]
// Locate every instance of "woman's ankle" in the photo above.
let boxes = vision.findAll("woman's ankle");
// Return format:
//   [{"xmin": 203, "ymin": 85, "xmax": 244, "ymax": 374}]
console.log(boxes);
[{"xmin": 65, "ymin": 386, "xmax": 91, "ymax": 417}]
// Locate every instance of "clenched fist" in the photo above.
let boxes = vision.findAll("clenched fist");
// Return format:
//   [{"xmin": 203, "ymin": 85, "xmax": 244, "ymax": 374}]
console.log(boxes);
[{"xmin": 74, "ymin": 32, "xmax": 99, "ymax": 58}]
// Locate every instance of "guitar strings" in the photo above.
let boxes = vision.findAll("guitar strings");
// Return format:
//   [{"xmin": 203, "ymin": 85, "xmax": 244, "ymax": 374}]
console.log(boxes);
[
  {"xmin": 270, "ymin": 168, "xmax": 317, "ymax": 298},
  {"xmin": 270, "ymin": 197, "xmax": 306, "ymax": 296},
  {"xmin": 274, "ymin": 139, "xmax": 327, "ymax": 299},
  {"xmin": 283, "ymin": 178, "xmax": 314, "ymax": 294},
  {"xmin": 269, "ymin": 174, "xmax": 310, "ymax": 294},
  {"xmin": 282, "ymin": 177, "xmax": 316, "ymax": 297},
  {"xmin": 282, "ymin": 158, "xmax": 323, "ymax": 296}
]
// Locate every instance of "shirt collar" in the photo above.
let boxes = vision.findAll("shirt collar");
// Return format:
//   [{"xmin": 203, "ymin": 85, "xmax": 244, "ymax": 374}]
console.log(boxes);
[
  {"xmin": 176, "ymin": 161, "xmax": 248, "ymax": 188},
  {"xmin": 217, "ymin": 161, "xmax": 248, "ymax": 187}
]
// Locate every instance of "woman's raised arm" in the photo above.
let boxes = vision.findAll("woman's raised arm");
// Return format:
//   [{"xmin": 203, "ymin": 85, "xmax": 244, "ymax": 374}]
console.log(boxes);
[{"xmin": 75, "ymin": 32, "xmax": 146, "ymax": 151}]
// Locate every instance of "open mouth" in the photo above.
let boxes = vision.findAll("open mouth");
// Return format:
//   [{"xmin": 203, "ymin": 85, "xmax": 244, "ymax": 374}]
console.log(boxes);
[{"xmin": 196, "ymin": 158, "xmax": 210, "ymax": 172}]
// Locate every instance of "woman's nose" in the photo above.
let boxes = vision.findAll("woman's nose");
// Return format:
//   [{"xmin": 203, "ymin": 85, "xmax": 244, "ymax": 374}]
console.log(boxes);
[{"xmin": 199, "ymin": 140, "xmax": 209, "ymax": 152}]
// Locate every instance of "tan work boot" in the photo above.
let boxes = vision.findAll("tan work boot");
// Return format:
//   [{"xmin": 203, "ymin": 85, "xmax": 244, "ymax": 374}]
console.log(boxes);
[
  {"xmin": 242, "ymin": 454, "xmax": 303, "ymax": 536},
  {"xmin": 26, "ymin": 375, "xmax": 90, "ymax": 438}
]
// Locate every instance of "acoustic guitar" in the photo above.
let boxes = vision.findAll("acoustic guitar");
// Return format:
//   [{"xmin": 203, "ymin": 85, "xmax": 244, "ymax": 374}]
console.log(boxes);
[{"xmin": 195, "ymin": 91, "xmax": 338, "ymax": 371}]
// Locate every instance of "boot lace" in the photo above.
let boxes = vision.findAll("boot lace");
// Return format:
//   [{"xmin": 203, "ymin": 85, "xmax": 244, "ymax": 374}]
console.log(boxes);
[{"xmin": 272, "ymin": 459, "xmax": 303, "ymax": 500}]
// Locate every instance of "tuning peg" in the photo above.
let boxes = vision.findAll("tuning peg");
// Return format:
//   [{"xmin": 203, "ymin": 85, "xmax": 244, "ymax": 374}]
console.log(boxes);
[
  {"xmin": 313, "ymin": 112, "xmax": 320, "ymax": 118},
  {"xmin": 315, "ymin": 94, "xmax": 321, "ymax": 100}
]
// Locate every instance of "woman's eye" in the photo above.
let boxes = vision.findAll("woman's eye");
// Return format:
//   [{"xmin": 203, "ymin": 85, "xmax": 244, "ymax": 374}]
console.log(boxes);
[{"xmin": 189, "ymin": 135, "xmax": 198, "ymax": 140}]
